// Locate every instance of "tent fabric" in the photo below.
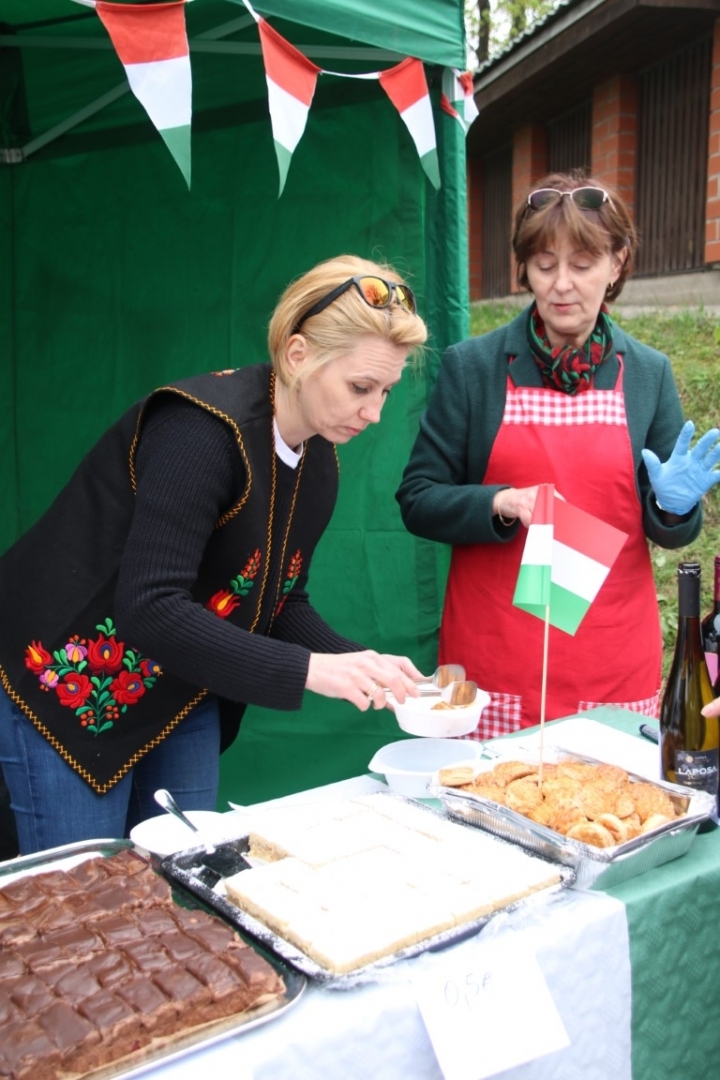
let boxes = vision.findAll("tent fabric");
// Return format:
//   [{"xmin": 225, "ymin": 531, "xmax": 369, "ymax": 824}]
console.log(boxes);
[
  {"xmin": 0, "ymin": 0, "xmax": 468, "ymax": 807},
  {"xmin": 215, "ymin": 0, "xmax": 467, "ymax": 70}
]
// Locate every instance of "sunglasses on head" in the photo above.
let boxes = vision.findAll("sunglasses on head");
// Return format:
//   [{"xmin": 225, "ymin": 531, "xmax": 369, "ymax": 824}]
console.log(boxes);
[
  {"xmin": 293, "ymin": 275, "xmax": 416, "ymax": 333},
  {"xmin": 527, "ymin": 186, "xmax": 614, "ymax": 212}
]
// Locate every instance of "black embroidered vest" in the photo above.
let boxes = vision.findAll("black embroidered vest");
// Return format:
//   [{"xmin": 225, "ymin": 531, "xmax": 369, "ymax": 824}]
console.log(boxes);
[{"xmin": 0, "ymin": 365, "xmax": 339, "ymax": 792}]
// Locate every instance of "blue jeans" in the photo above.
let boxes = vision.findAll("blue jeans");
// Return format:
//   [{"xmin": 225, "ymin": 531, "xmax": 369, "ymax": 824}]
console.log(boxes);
[{"xmin": 0, "ymin": 686, "xmax": 220, "ymax": 855}]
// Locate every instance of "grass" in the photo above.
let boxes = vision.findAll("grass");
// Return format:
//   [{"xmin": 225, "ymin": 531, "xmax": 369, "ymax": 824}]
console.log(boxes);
[{"xmin": 470, "ymin": 303, "xmax": 720, "ymax": 677}]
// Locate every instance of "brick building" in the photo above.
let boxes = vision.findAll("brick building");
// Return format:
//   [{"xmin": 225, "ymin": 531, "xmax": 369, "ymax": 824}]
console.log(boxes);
[{"xmin": 467, "ymin": 0, "xmax": 720, "ymax": 300}]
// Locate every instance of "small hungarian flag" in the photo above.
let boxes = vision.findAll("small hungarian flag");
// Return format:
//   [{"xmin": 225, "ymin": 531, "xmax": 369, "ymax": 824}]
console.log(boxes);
[
  {"xmin": 379, "ymin": 58, "xmax": 440, "ymax": 190},
  {"xmin": 256, "ymin": 18, "xmax": 321, "ymax": 196},
  {"xmin": 440, "ymin": 68, "xmax": 479, "ymax": 134},
  {"xmin": 513, "ymin": 485, "xmax": 628, "ymax": 635}
]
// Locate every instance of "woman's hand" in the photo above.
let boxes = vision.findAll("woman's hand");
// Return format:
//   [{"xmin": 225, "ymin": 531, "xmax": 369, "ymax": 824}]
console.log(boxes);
[
  {"xmin": 492, "ymin": 486, "xmax": 540, "ymax": 528},
  {"xmin": 306, "ymin": 651, "xmax": 424, "ymax": 711},
  {"xmin": 701, "ymin": 697, "xmax": 720, "ymax": 718},
  {"xmin": 642, "ymin": 421, "xmax": 720, "ymax": 515}
]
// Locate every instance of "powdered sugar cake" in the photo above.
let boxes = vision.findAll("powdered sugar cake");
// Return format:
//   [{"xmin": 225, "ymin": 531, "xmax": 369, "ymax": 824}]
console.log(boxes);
[{"xmin": 226, "ymin": 792, "xmax": 563, "ymax": 975}]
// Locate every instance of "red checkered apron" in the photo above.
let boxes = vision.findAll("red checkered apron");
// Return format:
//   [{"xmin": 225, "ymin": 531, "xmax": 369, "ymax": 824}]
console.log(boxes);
[{"xmin": 439, "ymin": 359, "xmax": 661, "ymax": 740}]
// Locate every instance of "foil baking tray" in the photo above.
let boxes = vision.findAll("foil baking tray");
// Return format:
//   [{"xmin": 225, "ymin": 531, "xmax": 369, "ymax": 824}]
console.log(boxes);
[
  {"xmin": 428, "ymin": 754, "xmax": 715, "ymax": 890},
  {"xmin": 161, "ymin": 795, "xmax": 575, "ymax": 985},
  {"xmin": 0, "ymin": 838, "xmax": 305, "ymax": 1080}
]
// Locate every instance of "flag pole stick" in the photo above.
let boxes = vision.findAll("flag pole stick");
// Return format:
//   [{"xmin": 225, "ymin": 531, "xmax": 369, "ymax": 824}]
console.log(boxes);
[{"xmin": 538, "ymin": 604, "xmax": 550, "ymax": 787}]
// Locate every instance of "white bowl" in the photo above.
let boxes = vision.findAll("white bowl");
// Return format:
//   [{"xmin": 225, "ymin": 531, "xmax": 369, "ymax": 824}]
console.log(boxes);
[
  {"xmin": 368, "ymin": 738, "xmax": 486, "ymax": 798},
  {"xmin": 129, "ymin": 810, "xmax": 229, "ymax": 857},
  {"xmin": 387, "ymin": 688, "xmax": 491, "ymax": 738}
]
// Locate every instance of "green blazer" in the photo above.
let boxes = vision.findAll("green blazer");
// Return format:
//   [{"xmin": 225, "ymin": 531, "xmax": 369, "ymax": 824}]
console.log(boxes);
[{"xmin": 396, "ymin": 305, "xmax": 702, "ymax": 549}]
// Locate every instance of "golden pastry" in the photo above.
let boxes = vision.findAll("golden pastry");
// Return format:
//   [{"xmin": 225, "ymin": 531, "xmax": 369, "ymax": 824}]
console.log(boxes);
[
  {"xmin": 469, "ymin": 781, "xmax": 507, "ymax": 805},
  {"xmin": 566, "ymin": 820, "xmax": 616, "ymax": 847},
  {"xmin": 493, "ymin": 760, "xmax": 539, "ymax": 784},
  {"xmin": 640, "ymin": 812, "xmax": 675, "ymax": 834},
  {"xmin": 504, "ymin": 777, "xmax": 543, "ymax": 814},
  {"xmin": 438, "ymin": 765, "xmax": 477, "ymax": 787},
  {"xmin": 545, "ymin": 802, "xmax": 587, "ymax": 835},
  {"xmin": 594, "ymin": 813, "xmax": 630, "ymax": 844},
  {"xmin": 453, "ymin": 758, "xmax": 683, "ymax": 848},
  {"xmin": 627, "ymin": 782, "xmax": 676, "ymax": 823}
]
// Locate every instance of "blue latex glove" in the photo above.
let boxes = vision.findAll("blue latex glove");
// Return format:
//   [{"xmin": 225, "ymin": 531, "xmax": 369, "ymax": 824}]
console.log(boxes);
[{"xmin": 642, "ymin": 421, "xmax": 720, "ymax": 515}]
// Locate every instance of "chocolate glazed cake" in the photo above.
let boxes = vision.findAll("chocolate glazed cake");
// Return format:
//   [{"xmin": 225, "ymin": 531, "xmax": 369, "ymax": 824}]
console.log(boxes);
[{"xmin": 0, "ymin": 847, "xmax": 286, "ymax": 1080}]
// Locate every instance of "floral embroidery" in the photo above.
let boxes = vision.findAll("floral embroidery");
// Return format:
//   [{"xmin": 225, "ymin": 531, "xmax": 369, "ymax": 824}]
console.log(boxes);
[
  {"xmin": 206, "ymin": 549, "xmax": 262, "ymax": 619},
  {"xmin": 283, "ymin": 550, "xmax": 302, "ymax": 595},
  {"xmin": 275, "ymin": 550, "xmax": 303, "ymax": 616},
  {"xmin": 24, "ymin": 619, "xmax": 162, "ymax": 736}
]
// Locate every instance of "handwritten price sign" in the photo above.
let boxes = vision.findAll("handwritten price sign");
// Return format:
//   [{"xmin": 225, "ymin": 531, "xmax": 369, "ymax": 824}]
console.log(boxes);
[
  {"xmin": 412, "ymin": 940, "xmax": 569, "ymax": 1080},
  {"xmin": 442, "ymin": 969, "xmax": 494, "ymax": 1008}
]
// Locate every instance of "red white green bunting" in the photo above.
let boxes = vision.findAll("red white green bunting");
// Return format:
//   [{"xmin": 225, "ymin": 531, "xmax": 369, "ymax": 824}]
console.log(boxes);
[
  {"xmin": 71, "ymin": 0, "xmax": 443, "ymax": 196},
  {"xmin": 256, "ymin": 19, "xmax": 321, "ymax": 197},
  {"xmin": 440, "ymin": 68, "xmax": 479, "ymax": 134},
  {"xmin": 378, "ymin": 58, "xmax": 440, "ymax": 190},
  {"xmin": 242, "ymin": 0, "xmax": 440, "ymax": 196},
  {"xmin": 73, "ymin": 0, "xmax": 192, "ymax": 187}
]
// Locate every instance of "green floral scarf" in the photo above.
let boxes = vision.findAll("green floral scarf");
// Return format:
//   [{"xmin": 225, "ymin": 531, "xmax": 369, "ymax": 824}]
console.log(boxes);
[{"xmin": 528, "ymin": 303, "xmax": 615, "ymax": 395}]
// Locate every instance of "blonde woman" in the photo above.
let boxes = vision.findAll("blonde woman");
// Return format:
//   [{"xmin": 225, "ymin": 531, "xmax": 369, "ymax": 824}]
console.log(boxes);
[{"xmin": 0, "ymin": 254, "xmax": 427, "ymax": 853}]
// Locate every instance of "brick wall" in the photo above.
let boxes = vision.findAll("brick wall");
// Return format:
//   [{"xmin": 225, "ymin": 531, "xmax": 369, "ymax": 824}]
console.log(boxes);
[
  {"xmin": 510, "ymin": 124, "xmax": 547, "ymax": 291},
  {"xmin": 591, "ymin": 74, "xmax": 637, "ymax": 215},
  {"xmin": 469, "ymin": 17, "xmax": 720, "ymax": 298},
  {"xmin": 706, "ymin": 18, "xmax": 720, "ymax": 264}
]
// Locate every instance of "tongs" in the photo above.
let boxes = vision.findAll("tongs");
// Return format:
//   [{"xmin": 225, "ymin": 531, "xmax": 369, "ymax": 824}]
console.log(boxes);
[
  {"xmin": 438, "ymin": 680, "xmax": 479, "ymax": 706},
  {"xmin": 415, "ymin": 663, "xmax": 466, "ymax": 693},
  {"xmin": 385, "ymin": 678, "xmax": 479, "ymax": 706}
]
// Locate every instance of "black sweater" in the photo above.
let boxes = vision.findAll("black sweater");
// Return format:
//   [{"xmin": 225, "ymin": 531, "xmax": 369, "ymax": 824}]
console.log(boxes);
[{"xmin": 115, "ymin": 397, "xmax": 360, "ymax": 713}]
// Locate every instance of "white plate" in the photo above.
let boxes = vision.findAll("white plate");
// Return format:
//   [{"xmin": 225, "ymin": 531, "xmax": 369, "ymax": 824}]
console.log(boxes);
[
  {"xmin": 129, "ymin": 810, "xmax": 230, "ymax": 857},
  {"xmin": 368, "ymin": 738, "xmax": 486, "ymax": 797}
]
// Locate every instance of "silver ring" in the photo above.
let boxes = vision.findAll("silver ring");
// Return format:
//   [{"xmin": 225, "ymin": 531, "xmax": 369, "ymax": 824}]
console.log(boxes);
[{"xmin": 365, "ymin": 681, "xmax": 379, "ymax": 699}]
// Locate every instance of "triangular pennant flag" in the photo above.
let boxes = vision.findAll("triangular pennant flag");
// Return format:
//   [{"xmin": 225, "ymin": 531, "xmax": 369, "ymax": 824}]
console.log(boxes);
[
  {"xmin": 440, "ymin": 68, "xmax": 479, "ymax": 134},
  {"xmin": 256, "ymin": 18, "xmax": 321, "ymax": 197},
  {"xmin": 94, "ymin": 0, "xmax": 192, "ymax": 187},
  {"xmin": 379, "ymin": 58, "xmax": 440, "ymax": 190},
  {"xmin": 513, "ymin": 484, "xmax": 628, "ymax": 635}
]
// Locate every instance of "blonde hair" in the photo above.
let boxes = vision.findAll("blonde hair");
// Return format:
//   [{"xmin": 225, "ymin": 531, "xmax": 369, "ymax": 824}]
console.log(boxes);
[
  {"xmin": 512, "ymin": 170, "xmax": 637, "ymax": 301},
  {"xmin": 268, "ymin": 254, "xmax": 427, "ymax": 387}
]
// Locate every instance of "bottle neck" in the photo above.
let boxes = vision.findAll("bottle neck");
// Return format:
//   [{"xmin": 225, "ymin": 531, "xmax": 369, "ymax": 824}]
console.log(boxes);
[{"xmin": 678, "ymin": 572, "xmax": 701, "ymax": 620}]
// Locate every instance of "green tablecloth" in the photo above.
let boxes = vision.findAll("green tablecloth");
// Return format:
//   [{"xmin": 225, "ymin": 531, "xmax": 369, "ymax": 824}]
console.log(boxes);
[{"xmin": 546, "ymin": 707, "xmax": 720, "ymax": 1080}]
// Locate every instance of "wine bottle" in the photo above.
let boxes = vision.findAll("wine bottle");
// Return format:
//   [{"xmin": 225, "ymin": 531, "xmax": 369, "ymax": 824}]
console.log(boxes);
[
  {"xmin": 659, "ymin": 562, "xmax": 719, "ymax": 814},
  {"xmin": 701, "ymin": 555, "xmax": 720, "ymax": 688}
]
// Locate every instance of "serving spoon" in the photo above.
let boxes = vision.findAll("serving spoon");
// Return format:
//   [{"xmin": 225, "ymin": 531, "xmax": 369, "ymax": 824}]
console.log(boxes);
[
  {"xmin": 152, "ymin": 789, "xmax": 252, "ymax": 881},
  {"xmin": 153, "ymin": 788, "xmax": 217, "ymax": 853}
]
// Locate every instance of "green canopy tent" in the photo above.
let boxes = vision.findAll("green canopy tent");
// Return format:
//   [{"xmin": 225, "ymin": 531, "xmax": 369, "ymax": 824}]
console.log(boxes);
[{"xmin": 0, "ymin": 0, "xmax": 467, "ymax": 805}]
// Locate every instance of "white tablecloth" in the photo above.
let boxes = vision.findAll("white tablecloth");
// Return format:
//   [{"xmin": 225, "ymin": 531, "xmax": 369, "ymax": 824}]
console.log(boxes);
[{"xmin": 146, "ymin": 777, "xmax": 632, "ymax": 1080}]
